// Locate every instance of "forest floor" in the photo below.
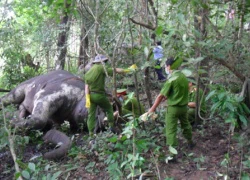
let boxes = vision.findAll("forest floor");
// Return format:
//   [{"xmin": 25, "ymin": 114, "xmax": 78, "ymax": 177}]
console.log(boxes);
[
  {"xmin": 1, "ymin": 82, "xmax": 250, "ymax": 180},
  {"xmin": 1, "ymin": 115, "xmax": 250, "ymax": 180}
]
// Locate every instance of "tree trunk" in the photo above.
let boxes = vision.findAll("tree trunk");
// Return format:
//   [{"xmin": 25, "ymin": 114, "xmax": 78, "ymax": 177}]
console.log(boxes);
[
  {"xmin": 238, "ymin": 0, "xmax": 246, "ymax": 40},
  {"xmin": 193, "ymin": 0, "xmax": 209, "ymax": 124},
  {"xmin": 144, "ymin": 66, "xmax": 153, "ymax": 107},
  {"xmin": 78, "ymin": 23, "xmax": 89, "ymax": 69},
  {"xmin": 55, "ymin": 0, "xmax": 71, "ymax": 70}
]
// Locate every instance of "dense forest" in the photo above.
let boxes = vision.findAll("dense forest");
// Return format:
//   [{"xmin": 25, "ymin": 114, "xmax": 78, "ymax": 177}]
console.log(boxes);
[{"xmin": 1, "ymin": 0, "xmax": 250, "ymax": 179}]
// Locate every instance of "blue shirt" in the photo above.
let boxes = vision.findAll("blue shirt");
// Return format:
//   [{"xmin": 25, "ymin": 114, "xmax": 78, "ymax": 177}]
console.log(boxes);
[{"xmin": 153, "ymin": 45, "xmax": 163, "ymax": 60}]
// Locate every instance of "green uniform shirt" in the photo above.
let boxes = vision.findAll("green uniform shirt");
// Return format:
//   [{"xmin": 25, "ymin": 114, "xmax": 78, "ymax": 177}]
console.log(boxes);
[
  {"xmin": 189, "ymin": 87, "xmax": 206, "ymax": 114},
  {"xmin": 84, "ymin": 64, "xmax": 113, "ymax": 92},
  {"xmin": 122, "ymin": 97, "xmax": 145, "ymax": 118},
  {"xmin": 160, "ymin": 70, "xmax": 188, "ymax": 106}
]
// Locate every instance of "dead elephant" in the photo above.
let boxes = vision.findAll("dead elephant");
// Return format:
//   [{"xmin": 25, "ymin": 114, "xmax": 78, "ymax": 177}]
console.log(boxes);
[{"xmin": 0, "ymin": 70, "xmax": 115, "ymax": 160}]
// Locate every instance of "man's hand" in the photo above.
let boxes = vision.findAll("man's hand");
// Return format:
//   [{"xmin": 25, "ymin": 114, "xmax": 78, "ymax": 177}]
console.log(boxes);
[
  {"xmin": 188, "ymin": 102, "xmax": 196, "ymax": 108},
  {"xmin": 123, "ymin": 64, "xmax": 138, "ymax": 73},
  {"xmin": 128, "ymin": 64, "xmax": 138, "ymax": 71},
  {"xmin": 140, "ymin": 112, "xmax": 158, "ymax": 121}
]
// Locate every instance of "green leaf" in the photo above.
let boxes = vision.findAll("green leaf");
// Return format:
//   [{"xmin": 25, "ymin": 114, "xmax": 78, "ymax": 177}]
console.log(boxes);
[
  {"xmin": 155, "ymin": 26, "xmax": 163, "ymax": 36},
  {"xmin": 28, "ymin": 162, "xmax": 36, "ymax": 171},
  {"xmin": 16, "ymin": 159, "xmax": 27, "ymax": 169},
  {"xmin": 225, "ymin": 118, "xmax": 235, "ymax": 124},
  {"xmin": 24, "ymin": 136, "xmax": 29, "ymax": 144},
  {"xmin": 225, "ymin": 102, "xmax": 234, "ymax": 112},
  {"xmin": 48, "ymin": 0, "xmax": 54, "ymax": 6},
  {"xmin": 44, "ymin": 164, "xmax": 50, "ymax": 171},
  {"xmin": 15, "ymin": 172, "xmax": 21, "ymax": 179},
  {"xmin": 220, "ymin": 158, "xmax": 229, "ymax": 166},
  {"xmin": 242, "ymin": 103, "xmax": 250, "ymax": 114},
  {"xmin": 177, "ymin": 13, "xmax": 185, "ymax": 24},
  {"xmin": 108, "ymin": 136, "xmax": 118, "ymax": 143},
  {"xmin": 127, "ymin": 154, "xmax": 134, "ymax": 161},
  {"xmin": 193, "ymin": 56, "xmax": 205, "ymax": 63},
  {"xmin": 86, "ymin": 162, "xmax": 95, "ymax": 169},
  {"xmin": 169, "ymin": 146, "xmax": 178, "ymax": 155},
  {"xmin": 182, "ymin": 34, "xmax": 187, "ymax": 42},
  {"xmin": 141, "ymin": 61, "xmax": 151, "ymax": 69},
  {"xmin": 218, "ymin": 92, "xmax": 226, "ymax": 100},
  {"xmin": 22, "ymin": 170, "xmax": 30, "ymax": 179},
  {"xmin": 239, "ymin": 115, "xmax": 248, "ymax": 127},
  {"xmin": 120, "ymin": 135, "xmax": 127, "ymax": 142},
  {"xmin": 144, "ymin": 46, "xmax": 150, "ymax": 57},
  {"xmin": 181, "ymin": 69, "xmax": 192, "ymax": 77},
  {"xmin": 241, "ymin": 173, "xmax": 250, "ymax": 180},
  {"xmin": 236, "ymin": 95, "xmax": 244, "ymax": 102},
  {"xmin": 205, "ymin": 90, "xmax": 216, "ymax": 101},
  {"xmin": 135, "ymin": 139, "xmax": 148, "ymax": 152},
  {"xmin": 120, "ymin": 161, "xmax": 128, "ymax": 168},
  {"xmin": 171, "ymin": 0, "xmax": 178, "ymax": 4},
  {"xmin": 238, "ymin": 103, "xmax": 244, "ymax": 114},
  {"xmin": 242, "ymin": 160, "xmax": 250, "ymax": 168},
  {"xmin": 51, "ymin": 171, "xmax": 62, "ymax": 180},
  {"xmin": 211, "ymin": 102, "xmax": 221, "ymax": 112}
]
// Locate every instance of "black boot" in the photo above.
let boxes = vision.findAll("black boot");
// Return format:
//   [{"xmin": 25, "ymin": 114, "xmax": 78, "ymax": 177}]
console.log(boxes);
[
  {"xmin": 109, "ymin": 127, "xmax": 120, "ymax": 134},
  {"xmin": 188, "ymin": 141, "xmax": 196, "ymax": 149}
]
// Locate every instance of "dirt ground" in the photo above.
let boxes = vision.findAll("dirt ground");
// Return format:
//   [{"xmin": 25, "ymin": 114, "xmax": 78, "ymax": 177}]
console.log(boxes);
[
  {"xmin": 1, "ymin": 118, "xmax": 250, "ymax": 180},
  {"xmin": 0, "ymin": 81, "xmax": 250, "ymax": 180}
]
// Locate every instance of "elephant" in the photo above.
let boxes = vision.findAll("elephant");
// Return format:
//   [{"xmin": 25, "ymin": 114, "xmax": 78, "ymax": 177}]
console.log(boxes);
[{"xmin": 0, "ymin": 70, "xmax": 117, "ymax": 160}]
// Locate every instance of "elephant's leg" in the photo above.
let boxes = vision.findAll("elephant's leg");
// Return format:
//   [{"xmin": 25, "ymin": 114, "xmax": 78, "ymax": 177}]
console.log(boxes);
[
  {"xmin": 29, "ymin": 101, "xmax": 59, "ymax": 130},
  {"xmin": 19, "ymin": 104, "xmax": 30, "ymax": 119},
  {"xmin": 94, "ymin": 107, "xmax": 106, "ymax": 134},
  {"xmin": 15, "ymin": 100, "xmax": 60, "ymax": 130},
  {"xmin": 10, "ymin": 104, "xmax": 29, "ymax": 128},
  {"xmin": 68, "ymin": 119, "xmax": 78, "ymax": 132}
]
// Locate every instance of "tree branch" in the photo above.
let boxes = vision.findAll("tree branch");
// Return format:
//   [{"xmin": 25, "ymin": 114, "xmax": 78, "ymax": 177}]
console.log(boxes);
[
  {"xmin": 1, "ymin": 103, "xmax": 23, "ymax": 180},
  {"xmin": 214, "ymin": 57, "xmax": 245, "ymax": 82},
  {"xmin": 129, "ymin": 18, "xmax": 156, "ymax": 30},
  {"xmin": 204, "ymin": 15, "xmax": 222, "ymax": 38}
]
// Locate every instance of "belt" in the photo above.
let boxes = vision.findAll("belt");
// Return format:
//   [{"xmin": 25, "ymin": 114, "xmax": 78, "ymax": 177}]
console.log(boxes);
[
  {"xmin": 169, "ymin": 104, "xmax": 187, "ymax": 107},
  {"xmin": 90, "ymin": 91, "xmax": 105, "ymax": 94}
]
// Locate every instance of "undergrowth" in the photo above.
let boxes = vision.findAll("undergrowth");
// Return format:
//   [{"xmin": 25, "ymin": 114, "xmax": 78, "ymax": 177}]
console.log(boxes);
[{"xmin": 1, "ymin": 85, "xmax": 250, "ymax": 179}]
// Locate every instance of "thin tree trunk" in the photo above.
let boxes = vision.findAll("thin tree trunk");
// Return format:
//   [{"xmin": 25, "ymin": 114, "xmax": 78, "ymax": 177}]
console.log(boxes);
[
  {"xmin": 193, "ymin": 0, "xmax": 209, "ymax": 124},
  {"xmin": 127, "ymin": 1, "xmax": 142, "ymax": 116},
  {"xmin": 55, "ymin": 0, "xmax": 71, "ymax": 70},
  {"xmin": 93, "ymin": 0, "xmax": 99, "ymax": 54},
  {"xmin": 78, "ymin": 23, "xmax": 88, "ymax": 69},
  {"xmin": 238, "ymin": 0, "xmax": 246, "ymax": 40}
]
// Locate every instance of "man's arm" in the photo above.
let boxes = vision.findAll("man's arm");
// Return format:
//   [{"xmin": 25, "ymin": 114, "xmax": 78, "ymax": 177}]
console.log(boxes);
[
  {"xmin": 85, "ymin": 84, "xmax": 90, "ymax": 94},
  {"xmin": 115, "ymin": 68, "xmax": 126, "ymax": 73},
  {"xmin": 148, "ymin": 94, "xmax": 166, "ymax": 113}
]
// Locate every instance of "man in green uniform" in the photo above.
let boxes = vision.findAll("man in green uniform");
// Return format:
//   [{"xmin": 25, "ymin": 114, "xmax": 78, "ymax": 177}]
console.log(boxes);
[
  {"xmin": 84, "ymin": 54, "xmax": 135, "ymax": 136},
  {"xmin": 187, "ymin": 77, "xmax": 206, "ymax": 125},
  {"xmin": 147, "ymin": 57, "xmax": 194, "ymax": 161},
  {"xmin": 114, "ymin": 89, "xmax": 145, "ymax": 119}
]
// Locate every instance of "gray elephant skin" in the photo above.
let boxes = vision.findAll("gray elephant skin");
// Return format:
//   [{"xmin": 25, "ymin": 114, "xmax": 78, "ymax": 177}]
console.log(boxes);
[{"xmin": 0, "ymin": 70, "xmax": 107, "ymax": 160}]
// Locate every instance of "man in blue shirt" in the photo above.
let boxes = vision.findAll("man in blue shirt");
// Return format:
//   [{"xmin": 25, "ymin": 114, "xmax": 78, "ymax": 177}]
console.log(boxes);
[{"xmin": 153, "ymin": 41, "xmax": 166, "ymax": 81}]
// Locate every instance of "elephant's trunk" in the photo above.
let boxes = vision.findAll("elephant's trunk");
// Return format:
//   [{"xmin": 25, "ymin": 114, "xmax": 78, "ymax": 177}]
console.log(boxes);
[{"xmin": 42, "ymin": 129, "xmax": 72, "ymax": 160}]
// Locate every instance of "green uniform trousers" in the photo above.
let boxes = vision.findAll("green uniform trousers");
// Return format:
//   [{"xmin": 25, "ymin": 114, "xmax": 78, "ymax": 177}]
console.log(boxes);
[
  {"xmin": 87, "ymin": 93, "xmax": 114, "ymax": 135},
  {"xmin": 188, "ymin": 108, "xmax": 195, "ymax": 124},
  {"xmin": 166, "ymin": 105, "xmax": 192, "ymax": 147},
  {"xmin": 188, "ymin": 107, "xmax": 205, "ymax": 124}
]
